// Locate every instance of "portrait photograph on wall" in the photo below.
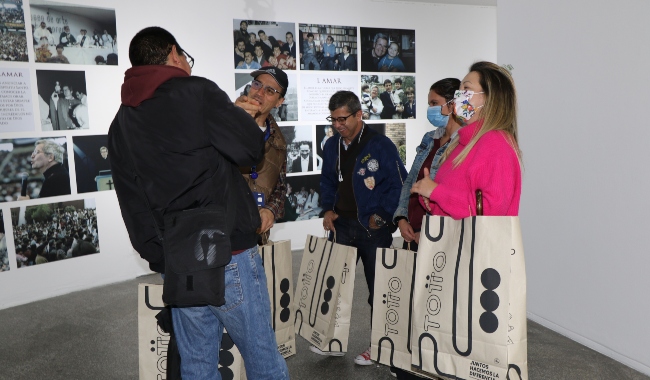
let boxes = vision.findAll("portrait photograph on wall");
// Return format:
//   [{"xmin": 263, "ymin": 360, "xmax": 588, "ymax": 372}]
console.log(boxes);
[
  {"xmin": 0, "ymin": 0, "xmax": 28, "ymax": 62},
  {"xmin": 72, "ymin": 135, "xmax": 112, "ymax": 194},
  {"xmin": 367, "ymin": 123, "xmax": 407, "ymax": 165},
  {"xmin": 279, "ymin": 125, "xmax": 315, "ymax": 174},
  {"xmin": 233, "ymin": 19, "xmax": 296, "ymax": 70},
  {"xmin": 234, "ymin": 71, "xmax": 298, "ymax": 122},
  {"xmin": 0, "ymin": 137, "xmax": 70, "ymax": 202},
  {"xmin": 359, "ymin": 27, "xmax": 415, "ymax": 73},
  {"xmin": 0, "ymin": 67, "xmax": 35, "ymax": 133},
  {"xmin": 35, "ymin": 69, "xmax": 88, "ymax": 130},
  {"xmin": 11, "ymin": 197, "xmax": 99, "ymax": 268},
  {"xmin": 0, "ymin": 210, "xmax": 8, "ymax": 272},
  {"xmin": 30, "ymin": 0, "xmax": 117, "ymax": 65},
  {"xmin": 361, "ymin": 74, "xmax": 415, "ymax": 120},
  {"xmin": 298, "ymin": 24, "xmax": 357, "ymax": 71},
  {"xmin": 314, "ymin": 124, "xmax": 335, "ymax": 170},
  {"xmin": 277, "ymin": 173, "xmax": 321, "ymax": 223}
]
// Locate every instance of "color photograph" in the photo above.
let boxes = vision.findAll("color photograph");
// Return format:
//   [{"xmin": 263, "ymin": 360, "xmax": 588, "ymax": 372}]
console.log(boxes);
[
  {"xmin": 30, "ymin": 0, "xmax": 117, "ymax": 65},
  {"xmin": 361, "ymin": 74, "xmax": 415, "ymax": 120},
  {"xmin": 0, "ymin": 137, "xmax": 71, "ymax": 202},
  {"xmin": 367, "ymin": 123, "xmax": 406, "ymax": 165},
  {"xmin": 11, "ymin": 198, "xmax": 99, "ymax": 268},
  {"xmin": 359, "ymin": 27, "xmax": 415, "ymax": 73},
  {"xmin": 35, "ymin": 69, "xmax": 88, "ymax": 130},
  {"xmin": 72, "ymin": 135, "xmax": 112, "ymax": 193},
  {"xmin": 0, "ymin": 0, "xmax": 28, "ymax": 62},
  {"xmin": 298, "ymin": 24, "xmax": 357, "ymax": 71},
  {"xmin": 233, "ymin": 19, "xmax": 296, "ymax": 70}
]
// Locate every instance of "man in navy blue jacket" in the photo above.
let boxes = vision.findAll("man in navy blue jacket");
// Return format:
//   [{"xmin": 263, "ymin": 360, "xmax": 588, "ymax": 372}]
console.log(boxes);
[{"xmin": 313, "ymin": 90, "xmax": 407, "ymax": 365}]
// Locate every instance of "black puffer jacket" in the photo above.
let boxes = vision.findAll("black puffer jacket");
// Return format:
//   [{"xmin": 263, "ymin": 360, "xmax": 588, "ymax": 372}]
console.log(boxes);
[{"xmin": 108, "ymin": 65, "xmax": 264, "ymax": 273}]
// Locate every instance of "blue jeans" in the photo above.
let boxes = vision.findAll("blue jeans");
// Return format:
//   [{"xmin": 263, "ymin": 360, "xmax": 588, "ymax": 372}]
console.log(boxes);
[
  {"xmin": 330, "ymin": 216, "xmax": 393, "ymax": 308},
  {"xmin": 171, "ymin": 246, "xmax": 289, "ymax": 380}
]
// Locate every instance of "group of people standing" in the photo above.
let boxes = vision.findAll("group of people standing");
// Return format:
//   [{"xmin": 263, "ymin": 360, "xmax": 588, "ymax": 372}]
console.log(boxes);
[
  {"xmin": 111, "ymin": 26, "xmax": 521, "ymax": 380},
  {"xmin": 361, "ymin": 77, "xmax": 415, "ymax": 119}
]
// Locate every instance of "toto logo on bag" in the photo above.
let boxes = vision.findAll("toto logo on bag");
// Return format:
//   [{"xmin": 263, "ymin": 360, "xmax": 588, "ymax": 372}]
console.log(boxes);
[
  {"xmin": 423, "ymin": 251, "xmax": 446, "ymax": 331},
  {"xmin": 383, "ymin": 276, "xmax": 402, "ymax": 336}
]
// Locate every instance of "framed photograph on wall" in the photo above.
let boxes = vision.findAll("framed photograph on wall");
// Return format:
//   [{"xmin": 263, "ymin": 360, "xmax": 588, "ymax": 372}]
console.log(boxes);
[
  {"xmin": 35, "ymin": 69, "xmax": 88, "ymax": 130},
  {"xmin": 298, "ymin": 24, "xmax": 358, "ymax": 71},
  {"xmin": 278, "ymin": 173, "xmax": 322, "ymax": 223},
  {"xmin": 11, "ymin": 198, "xmax": 99, "ymax": 268},
  {"xmin": 0, "ymin": 137, "xmax": 71, "ymax": 202},
  {"xmin": 279, "ymin": 125, "xmax": 315, "ymax": 174},
  {"xmin": 0, "ymin": 0, "xmax": 28, "ymax": 62},
  {"xmin": 367, "ymin": 123, "xmax": 407, "ymax": 165},
  {"xmin": 359, "ymin": 27, "xmax": 415, "ymax": 73},
  {"xmin": 233, "ymin": 19, "xmax": 296, "ymax": 70},
  {"xmin": 361, "ymin": 74, "xmax": 415, "ymax": 120},
  {"xmin": 0, "ymin": 210, "xmax": 8, "ymax": 272},
  {"xmin": 72, "ymin": 135, "xmax": 112, "ymax": 194},
  {"xmin": 30, "ymin": 0, "xmax": 117, "ymax": 65}
]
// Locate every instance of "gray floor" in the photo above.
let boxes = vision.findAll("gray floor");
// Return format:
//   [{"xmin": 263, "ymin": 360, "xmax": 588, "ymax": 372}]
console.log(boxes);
[{"xmin": 0, "ymin": 249, "xmax": 647, "ymax": 380}]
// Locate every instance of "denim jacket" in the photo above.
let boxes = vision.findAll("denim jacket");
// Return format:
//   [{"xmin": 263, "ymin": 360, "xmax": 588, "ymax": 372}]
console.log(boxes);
[
  {"xmin": 393, "ymin": 127, "xmax": 453, "ymax": 223},
  {"xmin": 321, "ymin": 126, "xmax": 408, "ymax": 232}
]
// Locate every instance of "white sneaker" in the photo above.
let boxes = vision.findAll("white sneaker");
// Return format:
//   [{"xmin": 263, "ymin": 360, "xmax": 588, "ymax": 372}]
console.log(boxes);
[
  {"xmin": 354, "ymin": 346, "xmax": 373, "ymax": 366},
  {"xmin": 309, "ymin": 345, "xmax": 345, "ymax": 357}
]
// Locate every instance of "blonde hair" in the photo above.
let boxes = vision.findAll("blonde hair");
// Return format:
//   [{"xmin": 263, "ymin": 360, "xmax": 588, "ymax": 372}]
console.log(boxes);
[{"xmin": 441, "ymin": 61, "xmax": 521, "ymax": 168}]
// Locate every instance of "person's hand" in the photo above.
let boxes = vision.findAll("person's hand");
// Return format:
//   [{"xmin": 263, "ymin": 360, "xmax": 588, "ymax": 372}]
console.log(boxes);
[
  {"xmin": 398, "ymin": 219, "xmax": 416, "ymax": 242},
  {"xmin": 411, "ymin": 167, "xmax": 438, "ymax": 198},
  {"xmin": 258, "ymin": 208, "xmax": 274, "ymax": 233},
  {"xmin": 236, "ymin": 61, "xmax": 244, "ymax": 67},
  {"xmin": 323, "ymin": 210, "xmax": 338, "ymax": 232},
  {"xmin": 379, "ymin": 66, "xmax": 389, "ymax": 72},
  {"xmin": 234, "ymin": 96, "xmax": 260, "ymax": 118},
  {"xmin": 420, "ymin": 195, "xmax": 432, "ymax": 213},
  {"xmin": 414, "ymin": 231, "xmax": 421, "ymax": 245},
  {"xmin": 372, "ymin": 107, "xmax": 377, "ymax": 113},
  {"xmin": 369, "ymin": 215, "xmax": 380, "ymax": 229}
]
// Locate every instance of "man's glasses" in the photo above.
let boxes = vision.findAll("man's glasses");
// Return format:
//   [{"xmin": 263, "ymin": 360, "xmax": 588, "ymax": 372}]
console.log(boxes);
[
  {"xmin": 251, "ymin": 80, "xmax": 282, "ymax": 97},
  {"xmin": 326, "ymin": 113, "xmax": 355, "ymax": 125},
  {"xmin": 180, "ymin": 49, "xmax": 194, "ymax": 68}
]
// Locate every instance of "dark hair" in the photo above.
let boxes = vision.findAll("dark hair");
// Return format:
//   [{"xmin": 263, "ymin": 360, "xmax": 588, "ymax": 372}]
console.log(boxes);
[
  {"xmin": 95, "ymin": 55, "xmax": 106, "ymax": 64},
  {"xmin": 56, "ymin": 44, "xmax": 64, "ymax": 50},
  {"xmin": 328, "ymin": 91, "xmax": 361, "ymax": 114},
  {"xmin": 361, "ymin": 84, "xmax": 369, "ymax": 91},
  {"xmin": 394, "ymin": 78, "xmax": 402, "ymax": 84},
  {"xmin": 257, "ymin": 30, "xmax": 266, "ymax": 36},
  {"xmin": 383, "ymin": 79, "xmax": 392, "ymax": 85},
  {"xmin": 286, "ymin": 31, "xmax": 293, "ymax": 38},
  {"xmin": 327, "ymin": 35, "xmax": 333, "ymax": 41},
  {"xmin": 254, "ymin": 42, "xmax": 264, "ymax": 50},
  {"xmin": 307, "ymin": 32, "xmax": 314, "ymax": 38},
  {"xmin": 235, "ymin": 38, "xmax": 245, "ymax": 45},
  {"xmin": 107, "ymin": 53, "xmax": 118, "ymax": 65},
  {"xmin": 240, "ymin": 20, "xmax": 247, "ymax": 26},
  {"xmin": 129, "ymin": 26, "xmax": 182, "ymax": 66},
  {"xmin": 343, "ymin": 45, "xmax": 350, "ymax": 52},
  {"xmin": 429, "ymin": 78, "xmax": 461, "ymax": 103}
]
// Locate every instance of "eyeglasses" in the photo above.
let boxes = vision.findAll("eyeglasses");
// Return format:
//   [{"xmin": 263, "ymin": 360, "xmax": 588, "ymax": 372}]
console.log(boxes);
[
  {"xmin": 251, "ymin": 79, "xmax": 282, "ymax": 97},
  {"xmin": 326, "ymin": 113, "xmax": 355, "ymax": 125},
  {"xmin": 180, "ymin": 49, "xmax": 194, "ymax": 68}
]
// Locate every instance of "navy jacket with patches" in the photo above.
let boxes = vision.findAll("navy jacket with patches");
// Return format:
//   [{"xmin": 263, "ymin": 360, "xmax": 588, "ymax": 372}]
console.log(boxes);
[{"xmin": 320, "ymin": 126, "xmax": 407, "ymax": 231}]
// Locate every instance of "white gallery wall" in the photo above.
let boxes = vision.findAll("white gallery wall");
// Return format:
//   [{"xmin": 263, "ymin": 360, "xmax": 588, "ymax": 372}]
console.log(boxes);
[
  {"xmin": 498, "ymin": 0, "xmax": 650, "ymax": 375},
  {"xmin": 0, "ymin": 0, "xmax": 496, "ymax": 310}
]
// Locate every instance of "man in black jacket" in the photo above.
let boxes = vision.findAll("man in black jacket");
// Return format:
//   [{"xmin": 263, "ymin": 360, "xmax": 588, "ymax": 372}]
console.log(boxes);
[{"xmin": 108, "ymin": 27, "xmax": 288, "ymax": 380}]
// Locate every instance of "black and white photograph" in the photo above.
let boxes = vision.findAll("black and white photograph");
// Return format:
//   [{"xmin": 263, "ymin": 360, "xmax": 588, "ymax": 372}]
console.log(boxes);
[
  {"xmin": 0, "ymin": 210, "xmax": 8, "ymax": 272},
  {"xmin": 298, "ymin": 24, "xmax": 357, "ymax": 71},
  {"xmin": 11, "ymin": 198, "xmax": 99, "ymax": 268},
  {"xmin": 314, "ymin": 124, "xmax": 335, "ymax": 172},
  {"xmin": 72, "ymin": 135, "xmax": 112, "ymax": 194},
  {"xmin": 234, "ymin": 72, "xmax": 297, "ymax": 122},
  {"xmin": 31, "ymin": 1, "xmax": 117, "ymax": 65},
  {"xmin": 36, "ymin": 69, "xmax": 89, "ymax": 130},
  {"xmin": 367, "ymin": 123, "xmax": 406, "ymax": 165},
  {"xmin": 360, "ymin": 27, "xmax": 415, "ymax": 73},
  {"xmin": 0, "ymin": 0, "xmax": 28, "ymax": 62},
  {"xmin": 279, "ymin": 125, "xmax": 315, "ymax": 174},
  {"xmin": 233, "ymin": 19, "xmax": 296, "ymax": 70},
  {"xmin": 277, "ymin": 173, "xmax": 321, "ymax": 223},
  {"xmin": 361, "ymin": 74, "xmax": 415, "ymax": 120},
  {"xmin": 0, "ymin": 137, "xmax": 71, "ymax": 202}
]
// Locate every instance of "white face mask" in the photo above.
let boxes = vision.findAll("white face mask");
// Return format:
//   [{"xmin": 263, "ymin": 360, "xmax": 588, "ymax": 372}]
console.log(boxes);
[{"xmin": 453, "ymin": 90, "xmax": 484, "ymax": 123}]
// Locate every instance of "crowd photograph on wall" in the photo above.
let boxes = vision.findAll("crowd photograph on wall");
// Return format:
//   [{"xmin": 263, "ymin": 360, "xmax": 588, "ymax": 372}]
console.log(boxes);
[
  {"xmin": 233, "ymin": 19, "xmax": 296, "ymax": 70},
  {"xmin": 35, "ymin": 69, "xmax": 89, "ymax": 130},
  {"xmin": 10, "ymin": 198, "xmax": 98, "ymax": 268},
  {"xmin": 0, "ymin": 0, "xmax": 28, "ymax": 62},
  {"xmin": 30, "ymin": 1, "xmax": 117, "ymax": 65}
]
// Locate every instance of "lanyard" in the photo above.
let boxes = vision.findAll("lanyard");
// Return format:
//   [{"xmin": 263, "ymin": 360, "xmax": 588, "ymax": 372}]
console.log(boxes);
[{"xmin": 250, "ymin": 119, "xmax": 271, "ymax": 180}]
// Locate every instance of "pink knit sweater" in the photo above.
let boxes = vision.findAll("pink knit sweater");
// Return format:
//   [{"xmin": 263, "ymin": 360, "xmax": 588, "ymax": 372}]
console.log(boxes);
[{"xmin": 423, "ymin": 120, "xmax": 521, "ymax": 219}]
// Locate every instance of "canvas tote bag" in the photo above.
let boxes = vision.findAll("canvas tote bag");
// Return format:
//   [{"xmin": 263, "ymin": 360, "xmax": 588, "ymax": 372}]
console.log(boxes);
[
  {"xmin": 259, "ymin": 239, "xmax": 296, "ymax": 358},
  {"xmin": 218, "ymin": 329, "xmax": 247, "ymax": 380},
  {"xmin": 137, "ymin": 284, "xmax": 169, "ymax": 380},
  {"xmin": 410, "ymin": 213, "xmax": 528, "ymax": 380},
  {"xmin": 294, "ymin": 234, "xmax": 356, "ymax": 350}
]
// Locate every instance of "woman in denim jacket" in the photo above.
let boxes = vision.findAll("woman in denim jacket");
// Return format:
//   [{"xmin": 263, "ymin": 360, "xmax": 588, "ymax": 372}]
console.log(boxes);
[{"xmin": 392, "ymin": 78, "xmax": 462, "ymax": 253}]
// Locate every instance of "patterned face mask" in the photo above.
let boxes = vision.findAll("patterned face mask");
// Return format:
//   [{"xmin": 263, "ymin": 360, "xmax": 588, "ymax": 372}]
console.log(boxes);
[{"xmin": 453, "ymin": 90, "xmax": 484, "ymax": 123}]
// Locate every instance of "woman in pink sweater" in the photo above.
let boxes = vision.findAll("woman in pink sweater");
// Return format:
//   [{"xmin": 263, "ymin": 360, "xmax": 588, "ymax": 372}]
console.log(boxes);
[{"xmin": 411, "ymin": 61, "xmax": 521, "ymax": 219}]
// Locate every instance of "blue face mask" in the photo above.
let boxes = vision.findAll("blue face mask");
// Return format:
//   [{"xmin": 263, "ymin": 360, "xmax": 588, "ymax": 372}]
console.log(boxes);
[{"xmin": 427, "ymin": 106, "xmax": 449, "ymax": 128}]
